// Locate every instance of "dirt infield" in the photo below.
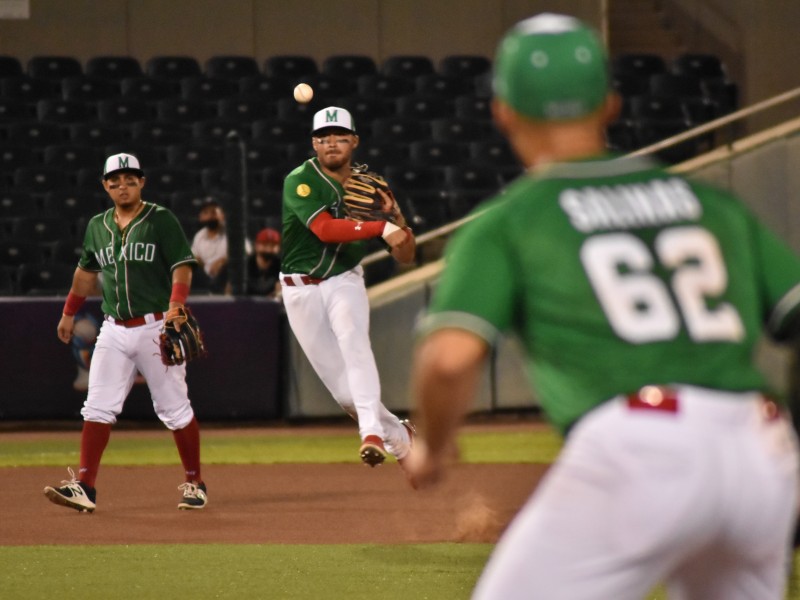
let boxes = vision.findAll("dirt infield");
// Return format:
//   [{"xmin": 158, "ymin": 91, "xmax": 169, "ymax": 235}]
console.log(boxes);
[{"xmin": 5, "ymin": 441, "xmax": 545, "ymax": 546}]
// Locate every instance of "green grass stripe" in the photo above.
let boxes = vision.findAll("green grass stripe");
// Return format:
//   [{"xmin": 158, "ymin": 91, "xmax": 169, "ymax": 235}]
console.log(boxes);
[
  {"xmin": 0, "ymin": 429, "xmax": 563, "ymax": 467},
  {"xmin": 0, "ymin": 544, "xmax": 492, "ymax": 600}
]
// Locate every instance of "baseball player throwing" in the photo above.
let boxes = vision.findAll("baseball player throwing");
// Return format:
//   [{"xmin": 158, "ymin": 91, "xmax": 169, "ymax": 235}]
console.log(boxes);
[
  {"xmin": 44, "ymin": 153, "xmax": 208, "ymax": 512},
  {"xmin": 406, "ymin": 14, "xmax": 800, "ymax": 599},
  {"xmin": 281, "ymin": 107, "xmax": 416, "ymax": 478}
]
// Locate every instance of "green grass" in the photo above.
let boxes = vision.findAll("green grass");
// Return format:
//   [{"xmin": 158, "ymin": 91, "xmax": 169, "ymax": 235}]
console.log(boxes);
[
  {"xmin": 0, "ymin": 544, "xmax": 492, "ymax": 600},
  {"xmin": 0, "ymin": 429, "xmax": 564, "ymax": 467}
]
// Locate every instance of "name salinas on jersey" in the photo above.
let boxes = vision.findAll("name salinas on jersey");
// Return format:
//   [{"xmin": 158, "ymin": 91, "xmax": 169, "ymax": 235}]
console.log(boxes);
[{"xmin": 559, "ymin": 177, "xmax": 702, "ymax": 233}]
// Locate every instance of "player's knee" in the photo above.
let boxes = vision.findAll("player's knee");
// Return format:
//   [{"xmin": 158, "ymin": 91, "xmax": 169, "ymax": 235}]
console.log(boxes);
[
  {"xmin": 155, "ymin": 403, "xmax": 194, "ymax": 431},
  {"xmin": 80, "ymin": 404, "xmax": 117, "ymax": 425}
]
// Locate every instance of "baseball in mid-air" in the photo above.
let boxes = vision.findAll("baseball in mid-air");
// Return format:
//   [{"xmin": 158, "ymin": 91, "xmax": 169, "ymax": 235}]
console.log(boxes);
[{"xmin": 294, "ymin": 83, "xmax": 314, "ymax": 104}]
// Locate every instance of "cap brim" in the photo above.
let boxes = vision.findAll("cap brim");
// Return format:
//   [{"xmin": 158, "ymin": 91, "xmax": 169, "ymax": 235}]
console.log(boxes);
[
  {"xmin": 103, "ymin": 168, "xmax": 145, "ymax": 180},
  {"xmin": 311, "ymin": 125, "xmax": 356, "ymax": 136}
]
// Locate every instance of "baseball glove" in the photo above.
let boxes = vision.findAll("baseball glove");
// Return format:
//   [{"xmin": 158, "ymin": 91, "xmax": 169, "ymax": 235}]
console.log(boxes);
[
  {"xmin": 342, "ymin": 166, "xmax": 407, "ymax": 227},
  {"xmin": 159, "ymin": 306, "xmax": 207, "ymax": 366}
]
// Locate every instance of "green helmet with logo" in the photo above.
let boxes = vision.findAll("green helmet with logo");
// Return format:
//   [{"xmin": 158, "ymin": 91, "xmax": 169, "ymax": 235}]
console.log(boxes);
[{"xmin": 493, "ymin": 13, "xmax": 609, "ymax": 121}]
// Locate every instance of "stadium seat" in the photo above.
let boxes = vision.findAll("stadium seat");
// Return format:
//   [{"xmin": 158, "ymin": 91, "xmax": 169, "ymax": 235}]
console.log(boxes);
[
  {"xmin": 166, "ymin": 143, "xmax": 223, "ymax": 170},
  {"xmin": 49, "ymin": 237, "xmax": 85, "ymax": 264},
  {"xmin": 85, "ymin": 56, "xmax": 143, "ymax": 81},
  {"xmin": 17, "ymin": 261, "xmax": 74, "ymax": 295},
  {"xmin": 217, "ymin": 95, "xmax": 278, "ymax": 121},
  {"xmin": 205, "ymin": 55, "xmax": 259, "ymax": 80},
  {"xmin": 0, "ymin": 147, "xmax": 35, "ymax": 172},
  {"xmin": 252, "ymin": 119, "xmax": 307, "ymax": 145},
  {"xmin": 322, "ymin": 55, "xmax": 377, "ymax": 79},
  {"xmin": 0, "ymin": 191, "xmax": 36, "ymax": 220},
  {"xmin": 155, "ymin": 97, "xmax": 210, "ymax": 124},
  {"xmin": 242, "ymin": 141, "xmax": 287, "ymax": 170},
  {"xmin": 396, "ymin": 94, "xmax": 453, "ymax": 120},
  {"xmin": 468, "ymin": 139, "xmax": 519, "ymax": 168},
  {"xmin": 13, "ymin": 166, "xmax": 72, "ymax": 194},
  {"xmin": 180, "ymin": 75, "xmax": 238, "ymax": 102},
  {"xmin": 36, "ymin": 98, "xmax": 90, "ymax": 124},
  {"xmin": 356, "ymin": 74, "xmax": 415, "ymax": 98},
  {"xmin": 384, "ymin": 164, "xmax": 446, "ymax": 192},
  {"xmin": 443, "ymin": 164, "xmax": 502, "ymax": 193},
  {"xmin": 649, "ymin": 73, "xmax": 704, "ymax": 99},
  {"xmin": 439, "ymin": 55, "xmax": 491, "ymax": 79},
  {"xmin": 12, "ymin": 215, "xmax": 73, "ymax": 243},
  {"xmin": 260, "ymin": 165, "xmax": 292, "ymax": 192},
  {"xmin": 238, "ymin": 75, "xmax": 291, "ymax": 102},
  {"xmin": 131, "ymin": 120, "xmax": 191, "ymax": 145},
  {"xmin": 606, "ymin": 120, "xmax": 639, "ymax": 152},
  {"xmin": 6, "ymin": 121, "xmax": 66, "ymax": 146},
  {"xmin": 264, "ymin": 55, "xmax": 318, "ymax": 79},
  {"xmin": 334, "ymin": 95, "xmax": 392, "ymax": 123},
  {"xmin": 144, "ymin": 167, "xmax": 200, "ymax": 195},
  {"xmin": 613, "ymin": 53, "xmax": 667, "ymax": 79},
  {"xmin": 121, "ymin": 76, "xmax": 179, "ymax": 102},
  {"xmin": 247, "ymin": 188, "xmax": 282, "ymax": 218},
  {"xmin": 42, "ymin": 190, "xmax": 104, "ymax": 220},
  {"xmin": 0, "ymin": 239, "xmax": 45, "ymax": 266},
  {"xmin": 408, "ymin": 140, "xmax": 466, "ymax": 167},
  {"xmin": 275, "ymin": 97, "xmax": 315, "ymax": 122},
  {"xmin": 415, "ymin": 73, "xmax": 474, "ymax": 96},
  {"xmin": 61, "ymin": 76, "xmax": 119, "ymax": 102},
  {"xmin": 611, "ymin": 70, "xmax": 650, "ymax": 98},
  {"xmin": 454, "ymin": 95, "xmax": 491, "ymax": 120},
  {"xmin": 431, "ymin": 117, "xmax": 495, "ymax": 143},
  {"xmin": 672, "ymin": 53, "xmax": 726, "ymax": 81},
  {"xmin": 146, "ymin": 56, "xmax": 202, "ymax": 81},
  {"xmin": 629, "ymin": 95, "xmax": 689, "ymax": 123},
  {"xmin": 69, "ymin": 122, "xmax": 127, "ymax": 146},
  {"xmin": 371, "ymin": 117, "xmax": 431, "ymax": 144},
  {"xmin": 43, "ymin": 144, "xmax": 103, "ymax": 171},
  {"xmin": 27, "ymin": 56, "xmax": 82, "ymax": 81},
  {"xmin": 404, "ymin": 193, "xmax": 450, "ymax": 233},
  {"xmin": 0, "ymin": 76, "xmax": 58, "ymax": 102},
  {"xmin": 0, "ymin": 55, "xmax": 23, "ymax": 78},
  {"xmin": 97, "ymin": 98, "xmax": 152, "ymax": 124},
  {"xmin": 380, "ymin": 55, "xmax": 435, "ymax": 80},
  {"xmin": 285, "ymin": 142, "xmax": 313, "ymax": 165},
  {"xmin": 0, "ymin": 266, "xmax": 15, "ymax": 294},
  {"xmin": 0, "ymin": 99, "xmax": 32, "ymax": 122},
  {"xmin": 192, "ymin": 118, "xmax": 251, "ymax": 144},
  {"xmin": 702, "ymin": 79, "xmax": 739, "ymax": 116}
]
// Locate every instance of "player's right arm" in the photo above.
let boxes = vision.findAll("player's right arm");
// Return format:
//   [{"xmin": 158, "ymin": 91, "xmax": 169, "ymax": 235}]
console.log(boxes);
[{"xmin": 57, "ymin": 267, "xmax": 99, "ymax": 344}]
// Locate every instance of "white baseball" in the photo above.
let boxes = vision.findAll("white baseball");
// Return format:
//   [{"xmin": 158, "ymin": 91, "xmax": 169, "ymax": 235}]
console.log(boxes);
[{"xmin": 294, "ymin": 83, "xmax": 314, "ymax": 104}]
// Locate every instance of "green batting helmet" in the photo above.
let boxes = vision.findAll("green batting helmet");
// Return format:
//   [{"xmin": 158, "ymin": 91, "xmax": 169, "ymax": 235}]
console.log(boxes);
[{"xmin": 493, "ymin": 13, "xmax": 609, "ymax": 120}]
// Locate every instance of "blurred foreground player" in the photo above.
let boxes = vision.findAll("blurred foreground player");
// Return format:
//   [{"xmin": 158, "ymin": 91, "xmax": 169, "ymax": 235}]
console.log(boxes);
[{"xmin": 406, "ymin": 13, "xmax": 800, "ymax": 599}]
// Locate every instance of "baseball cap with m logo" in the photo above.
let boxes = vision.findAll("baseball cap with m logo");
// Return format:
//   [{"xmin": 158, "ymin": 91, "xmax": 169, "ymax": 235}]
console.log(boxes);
[
  {"xmin": 102, "ymin": 153, "xmax": 145, "ymax": 180},
  {"xmin": 311, "ymin": 106, "xmax": 356, "ymax": 135}
]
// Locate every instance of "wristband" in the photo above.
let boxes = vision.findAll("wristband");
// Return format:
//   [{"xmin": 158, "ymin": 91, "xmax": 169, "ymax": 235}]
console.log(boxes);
[
  {"xmin": 381, "ymin": 221, "xmax": 401, "ymax": 241},
  {"xmin": 63, "ymin": 292, "xmax": 86, "ymax": 316},
  {"xmin": 170, "ymin": 282, "xmax": 189, "ymax": 305}
]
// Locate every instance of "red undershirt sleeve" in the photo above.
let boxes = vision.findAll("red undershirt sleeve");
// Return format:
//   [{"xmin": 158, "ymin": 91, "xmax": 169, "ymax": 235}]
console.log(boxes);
[{"xmin": 310, "ymin": 212, "xmax": 386, "ymax": 243}]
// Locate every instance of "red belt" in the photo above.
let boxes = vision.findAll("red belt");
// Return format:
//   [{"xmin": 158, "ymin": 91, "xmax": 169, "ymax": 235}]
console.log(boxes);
[
  {"xmin": 627, "ymin": 386, "xmax": 679, "ymax": 413},
  {"xmin": 113, "ymin": 312, "xmax": 164, "ymax": 328},
  {"xmin": 282, "ymin": 275, "xmax": 324, "ymax": 286}
]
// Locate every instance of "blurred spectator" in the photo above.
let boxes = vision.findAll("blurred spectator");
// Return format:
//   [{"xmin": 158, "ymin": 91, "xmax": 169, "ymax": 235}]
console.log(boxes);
[
  {"xmin": 191, "ymin": 200, "xmax": 230, "ymax": 294},
  {"xmin": 246, "ymin": 227, "xmax": 282, "ymax": 299}
]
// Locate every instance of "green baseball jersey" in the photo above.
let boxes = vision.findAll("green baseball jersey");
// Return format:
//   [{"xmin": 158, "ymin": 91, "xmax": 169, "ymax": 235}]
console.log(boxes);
[
  {"xmin": 282, "ymin": 157, "xmax": 367, "ymax": 277},
  {"xmin": 421, "ymin": 155, "xmax": 800, "ymax": 434},
  {"xmin": 78, "ymin": 202, "xmax": 197, "ymax": 320}
]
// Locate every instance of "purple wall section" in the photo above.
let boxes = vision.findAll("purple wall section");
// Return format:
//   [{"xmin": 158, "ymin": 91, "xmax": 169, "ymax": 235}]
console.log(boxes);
[{"xmin": 1, "ymin": 298, "xmax": 282, "ymax": 421}]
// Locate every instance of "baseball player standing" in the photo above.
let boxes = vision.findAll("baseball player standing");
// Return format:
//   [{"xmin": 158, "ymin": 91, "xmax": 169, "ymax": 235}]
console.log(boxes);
[
  {"xmin": 281, "ymin": 107, "xmax": 417, "ymax": 477},
  {"xmin": 406, "ymin": 14, "xmax": 800, "ymax": 599},
  {"xmin": 44, "ymin": 153, "xmax": 208, "ymax": 512}
]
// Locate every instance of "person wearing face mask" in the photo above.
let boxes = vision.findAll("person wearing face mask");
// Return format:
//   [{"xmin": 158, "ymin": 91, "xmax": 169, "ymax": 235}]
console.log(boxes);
[
  {"xmin": 245, "ymin": 227, "xmax": 282, "ymax": 299},
  {"xmin": 191, "ymin": 200, "xmax": 229, "ymax": 294}
]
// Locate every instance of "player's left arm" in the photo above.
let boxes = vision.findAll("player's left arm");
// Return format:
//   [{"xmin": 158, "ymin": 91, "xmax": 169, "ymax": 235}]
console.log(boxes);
[{"xmin": 169, "ymin": 264, "xmax": 193, "ymax": 312}]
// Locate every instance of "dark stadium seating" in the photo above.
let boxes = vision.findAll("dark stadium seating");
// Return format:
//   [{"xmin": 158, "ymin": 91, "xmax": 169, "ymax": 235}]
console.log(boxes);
[{"xmin": 0, "ymin": 47, "xmax": 741, "ymax": 295}]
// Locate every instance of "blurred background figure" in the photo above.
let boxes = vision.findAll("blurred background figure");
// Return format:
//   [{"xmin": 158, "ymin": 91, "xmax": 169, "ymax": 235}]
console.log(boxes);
[
  {"xmin": 191, "ymin": 200, "xmax": 229, "ymax": 294},
  {"xmin": 246, "ymin": 227, "xmax": 282, "ymax": 299}
]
